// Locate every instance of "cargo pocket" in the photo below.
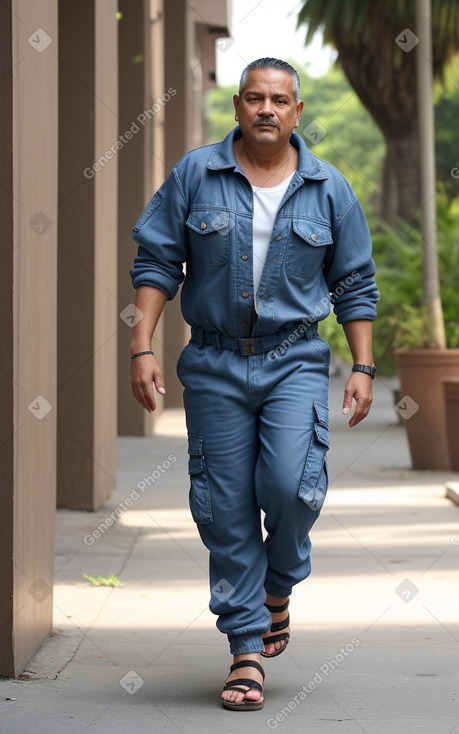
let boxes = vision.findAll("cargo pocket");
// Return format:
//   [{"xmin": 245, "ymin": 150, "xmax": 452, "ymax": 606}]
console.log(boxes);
[
  {"xmin": 188, "ymin": 435, "xmax": 212, "ymax": 524},
  {"xmin": 298, "ymin": 401, "xmax": 330, "ymax": 511}
]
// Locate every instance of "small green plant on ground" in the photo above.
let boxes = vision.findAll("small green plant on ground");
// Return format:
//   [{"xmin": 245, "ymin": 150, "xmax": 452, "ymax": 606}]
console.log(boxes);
[{"xmin": 82, "ymin": 573, "xmax": 123, "ymax": 587}]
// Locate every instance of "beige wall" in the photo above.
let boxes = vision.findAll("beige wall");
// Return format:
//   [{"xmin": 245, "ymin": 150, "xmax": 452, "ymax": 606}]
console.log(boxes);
[{"xmin": 0, "ymin": 0, "xmax": 58, "ymax": 678}]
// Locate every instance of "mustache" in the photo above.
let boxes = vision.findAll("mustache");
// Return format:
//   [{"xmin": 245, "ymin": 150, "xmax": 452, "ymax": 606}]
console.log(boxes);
[{"xmin": 253, "ymin": 118, "xmax": 280, "ymax": 128}]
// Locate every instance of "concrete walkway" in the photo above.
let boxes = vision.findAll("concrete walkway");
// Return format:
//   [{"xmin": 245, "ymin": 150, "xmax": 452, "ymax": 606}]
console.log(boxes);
[{"xmin": 1, "ymin": 376, "xmax": 459, "ymax": 734}]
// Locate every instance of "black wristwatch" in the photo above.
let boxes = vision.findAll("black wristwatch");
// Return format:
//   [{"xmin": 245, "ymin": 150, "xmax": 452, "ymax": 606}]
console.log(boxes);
[{"xmin": 352, "ymin": 364, "xmax": 376, "ymax": 379}]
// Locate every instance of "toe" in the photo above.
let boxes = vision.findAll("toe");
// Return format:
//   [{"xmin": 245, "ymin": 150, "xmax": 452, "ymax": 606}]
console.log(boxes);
[{"xmin": 222, "ymin": 689, "xmax": 244, "ymax": 704}]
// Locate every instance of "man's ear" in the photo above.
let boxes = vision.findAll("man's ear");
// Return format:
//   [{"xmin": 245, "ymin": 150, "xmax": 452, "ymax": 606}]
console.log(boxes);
[
  {"xmin": 233, "ymin": 94, "xmax": 240, "ymax": 120},
  {"xmin": 294, "ymin": 100, "xmax": 304, "ymax": 128}
]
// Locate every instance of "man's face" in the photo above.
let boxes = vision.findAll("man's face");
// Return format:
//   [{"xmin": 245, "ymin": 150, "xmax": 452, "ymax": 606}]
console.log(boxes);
[{"xmin": 233, "ymin": 68, "xmax": 303, "ymax": 146}]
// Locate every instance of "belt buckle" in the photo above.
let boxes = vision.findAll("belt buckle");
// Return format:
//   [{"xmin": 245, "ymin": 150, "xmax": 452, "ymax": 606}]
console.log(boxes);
[{"xmin": 240, "ymin": 338, "xmax": 256, "ymax": 355}]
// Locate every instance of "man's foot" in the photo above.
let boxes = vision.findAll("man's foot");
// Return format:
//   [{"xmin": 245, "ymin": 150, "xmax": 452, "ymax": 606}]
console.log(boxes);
[
  {"xmin": 262, "ymin": 593, "xmax": 291, "ymax": 657},
  {"xmin": 221, "ymin": 653, "xmax": 264, "ymax": 709}
]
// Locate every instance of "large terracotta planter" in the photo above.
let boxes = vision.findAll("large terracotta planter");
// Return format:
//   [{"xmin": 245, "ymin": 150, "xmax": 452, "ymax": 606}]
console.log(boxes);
[
  {"xmin": 443, "ymin": 378, "xmax": 459, "ymax": 471},
  {"xmin": 394, "ymin": 348, "xmax": 459, "ymax": 470}
]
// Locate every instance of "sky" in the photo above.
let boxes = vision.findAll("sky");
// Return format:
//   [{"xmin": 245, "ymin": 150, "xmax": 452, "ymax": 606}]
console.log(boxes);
[{"xmin": 215, "ymin": 0, "xmax": 337, "ymax": 87}]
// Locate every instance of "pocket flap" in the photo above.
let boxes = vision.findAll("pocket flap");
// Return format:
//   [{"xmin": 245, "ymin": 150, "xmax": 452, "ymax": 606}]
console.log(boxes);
[
  {"xmin": 293, "ymin": 219, "xmax": 333, "ymax": 247},
  {"xmin": 188, "ymin": 455, "xmax": 205, "ymax": 475},
  {"xmin": 313, "ymin": 401, "xmax": 329, "ymax": 428},
  {"xmin": 188, "ymin": 435, "xmax": 204, "ymax": 474},
  {"xmin": 314, "ymin": 423, "xmax": 330, "ymax": 448},
  {"xmin": 188, "ymin": 435, "xmax": 203, "ymax": 455},
  {"xmin": 186, "ymin": 209, "xmax": 230, "ymax": 234}
]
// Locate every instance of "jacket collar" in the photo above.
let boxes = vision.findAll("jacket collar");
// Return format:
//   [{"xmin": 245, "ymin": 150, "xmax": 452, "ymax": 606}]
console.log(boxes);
[{"xmin": 207, "ymin": 126, "xmax": 329, "ymax": 181}]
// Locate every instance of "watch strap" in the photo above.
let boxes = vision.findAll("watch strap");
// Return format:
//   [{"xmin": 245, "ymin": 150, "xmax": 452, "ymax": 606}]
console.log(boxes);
[{"xmin": 352, "ymin": 364, "xmax": 376, "ymax": 379}]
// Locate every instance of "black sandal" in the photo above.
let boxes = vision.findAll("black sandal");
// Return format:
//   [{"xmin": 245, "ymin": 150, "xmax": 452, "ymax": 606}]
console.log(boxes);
[
  {"xmin": 261, "ymin": 599, "xmax": 290, "ymax": 658},
  {"xmin": 221, "ymin": 659, "xmax": 265, "ymax": 711}
]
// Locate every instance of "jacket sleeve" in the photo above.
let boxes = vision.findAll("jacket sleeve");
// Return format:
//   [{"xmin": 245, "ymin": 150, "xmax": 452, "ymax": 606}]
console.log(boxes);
[
  {"xmin": 323, "ymin": 194, "xmax": 379, "ymax": 324},
  {"xmin": 130, "ymin": 168, "xmax": 188, "ymax": 299}
]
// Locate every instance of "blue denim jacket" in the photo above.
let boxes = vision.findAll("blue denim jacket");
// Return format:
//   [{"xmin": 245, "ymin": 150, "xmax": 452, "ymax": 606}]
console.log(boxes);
[{"xmin": 130, "ymin": 127, "xmax": 379, "ymax": 338}]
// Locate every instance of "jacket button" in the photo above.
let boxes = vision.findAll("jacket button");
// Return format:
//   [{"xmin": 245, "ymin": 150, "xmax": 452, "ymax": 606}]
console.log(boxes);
[
  {"xmin": 311, "ymin": 233, "xmax": 317, "ymax": 242},
  {"xmin": 242, "ymin": 321, "xmax": 248, "ymax": 328},
  {"xmin": 242, "ymin": 291, "xmax": 249, "ymax": 298},
  {"xmin": 200, "ymin": 222, "xmax": 207, "ymax": 230},
  {"xmin": 275, "ymin": 235, "xmax": 282, "ymax": 241},
  {"xmin": 242, "ymin": 254, "xmax": 248, "ymax": 261}
]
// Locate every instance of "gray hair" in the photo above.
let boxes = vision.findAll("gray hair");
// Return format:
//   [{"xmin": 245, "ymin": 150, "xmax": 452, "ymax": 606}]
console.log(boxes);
[{"xmin": 239, "ymin": 58, "xmax": 300, "ymax": 103}]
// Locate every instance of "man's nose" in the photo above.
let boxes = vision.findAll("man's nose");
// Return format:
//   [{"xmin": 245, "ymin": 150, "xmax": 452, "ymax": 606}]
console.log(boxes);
[{"xmin": 258, "ymin": 99, "xmax": 274, "ymax": 116}]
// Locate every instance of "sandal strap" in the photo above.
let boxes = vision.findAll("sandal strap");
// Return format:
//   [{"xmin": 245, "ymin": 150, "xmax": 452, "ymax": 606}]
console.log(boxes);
[
  {"xmin": 230, "ymin": 660, "xmax": 265, "ymax": 679},
  {"xmin": 270, "ymin": 613, "xmax": 290, "ymax": 633},
  {"xmin": 263, "ymin": 631, "xmax": 290, "ymax": 646},
  {"xmin": 265, "ymin": 599, "xmax": 290, "ymax": 613},
  {"xmin": 223, "ymin": 678, "xmax": 263, "ymax": 694}
]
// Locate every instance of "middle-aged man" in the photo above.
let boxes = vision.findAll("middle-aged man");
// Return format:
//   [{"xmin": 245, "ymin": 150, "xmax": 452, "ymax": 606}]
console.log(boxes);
[{"xmin": 129, "ymin": 58, "xmax": 379, "ymax": 711}]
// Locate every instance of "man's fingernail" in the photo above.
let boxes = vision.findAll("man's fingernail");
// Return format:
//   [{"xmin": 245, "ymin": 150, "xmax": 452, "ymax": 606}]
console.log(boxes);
[
  {"xmin": 343, "ymin": 407, "xmax": 350, "ymax": 414},
  {"xmin": 158, "ymin": 387, "xmax": 166, "ymax": 394}
]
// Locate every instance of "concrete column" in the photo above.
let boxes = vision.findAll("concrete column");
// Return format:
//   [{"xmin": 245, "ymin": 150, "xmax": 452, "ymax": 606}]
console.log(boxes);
[
  {"xmin": 163, "ymin": 0, "xmax": 191, "ymax": 410},
  {"xmin": 117, "ymin": 0, "xmax": 164, "ymax": 435},
  {"xmin": 161, "ymin": 1, "xmax": 229, "ymax": 411},
  {"xmin": 0, "ymin": 0, "xmax": 58, "ymax": 678},
  {"xmin": 57, "ymin": 0, "xmax": 118, "ymax": 509},
  {"xmin": 118, "ymin": 0, "xmax": 230, "ymax": 426}
]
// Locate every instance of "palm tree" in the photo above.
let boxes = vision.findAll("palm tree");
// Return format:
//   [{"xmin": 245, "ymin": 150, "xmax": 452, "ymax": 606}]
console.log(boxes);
[{"xmin": 297, "ymin": 0, "xmax": 459, "ymax": 223}]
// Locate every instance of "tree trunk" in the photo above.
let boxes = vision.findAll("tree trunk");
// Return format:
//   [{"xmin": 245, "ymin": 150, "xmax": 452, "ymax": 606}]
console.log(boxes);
[
  {"xmin": 384, "ymin": 125, "xmax": 420, "ymax": 224},
  {"xmin": 380, "ymin": 153, "xmax": 398, "ymax": 223}
]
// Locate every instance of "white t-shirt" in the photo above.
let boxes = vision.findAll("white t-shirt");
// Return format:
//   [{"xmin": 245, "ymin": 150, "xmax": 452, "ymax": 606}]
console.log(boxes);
[{"xmin": 252, "ymin": 173, "xmax": 294, "ymax": 303}]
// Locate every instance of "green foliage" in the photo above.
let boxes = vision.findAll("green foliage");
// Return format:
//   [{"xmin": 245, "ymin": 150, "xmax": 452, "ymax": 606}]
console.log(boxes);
[
  {"xmin": 371, "ymin": 193, "xmax": 459, "ymax": 373},
  {"xmin": 435, "ymin": 56, "xmax": 459, "ymax": 200},
  {"xmin": 296, "ymin": 65, "xmax": 385, "ymax": 211},
  {"xmin": 319, "ymin": 193, "xmax": 459, "ymax": 374},
  {"xmin": 297, "ymin": 0, "xmax": 459, "ymax": 74},
  {"xmin": 207, "ymin": 58, "xmax": 459, "ymax": 211},
  {"xmin": 207, "ymin": 84, "xmax": 238, "ymax": 143},
  {"xmin": 82, "ymin": 573, "xmax": 123, "ymax": 587}
]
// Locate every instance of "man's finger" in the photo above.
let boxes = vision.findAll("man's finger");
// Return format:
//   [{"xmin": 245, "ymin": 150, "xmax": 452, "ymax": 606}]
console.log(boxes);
[
  {"xmin": 342, "ymin": 391, "xmax": 353, "ymax": 415},
  {"xmin": 141, "ymin": 380, "xmax": 157, "ymax": 411},
  {"xmin": 348, "ymin": 398, "xmax": 371, "ymax": 427}
]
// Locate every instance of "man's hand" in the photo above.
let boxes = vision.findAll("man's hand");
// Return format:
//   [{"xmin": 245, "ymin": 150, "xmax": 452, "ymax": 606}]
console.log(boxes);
[
  {"xmin": 130, "ymin": 354, "xmax": 166, "ymax": 413},
  {"xmin": 342, "ymin": 372, "xmax": 373, "ymax": 427}
]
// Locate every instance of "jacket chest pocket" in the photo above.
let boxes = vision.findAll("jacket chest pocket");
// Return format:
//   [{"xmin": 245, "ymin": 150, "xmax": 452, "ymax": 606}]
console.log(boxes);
[
  {"xmin": 286, "ymin": 219, "xmax": 333, "ymax": 279},
  {"xmin": 186, "ymin": 209, "xmax": 232, "ymax": 266}
]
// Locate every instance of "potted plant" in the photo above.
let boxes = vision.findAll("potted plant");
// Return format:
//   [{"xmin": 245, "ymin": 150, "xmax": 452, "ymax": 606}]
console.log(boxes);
[
  {"xmin": 391, "ymin": 0, "xmax": 459, "ymax": 470},
  {"xmin": 296, "ymin": 0, "xmax": 459, "ymax": 469}
]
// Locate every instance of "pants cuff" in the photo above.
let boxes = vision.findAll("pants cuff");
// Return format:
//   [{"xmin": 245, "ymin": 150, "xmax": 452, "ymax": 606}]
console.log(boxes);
[
  {"xmin": 264, "ymin": 579, "xmax": 293, "ymax": 598},
  {"xmin": 228, "ymin": 633, "xmax": 265, "ymax": 655}
]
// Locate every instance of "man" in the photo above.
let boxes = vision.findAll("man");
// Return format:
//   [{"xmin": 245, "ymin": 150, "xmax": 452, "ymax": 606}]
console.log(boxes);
[{"xmin": 129, "ymin": 58, "xmax": 379, "ymax": 711}]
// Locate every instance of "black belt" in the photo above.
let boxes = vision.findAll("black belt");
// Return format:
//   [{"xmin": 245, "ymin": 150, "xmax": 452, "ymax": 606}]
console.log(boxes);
[{"xmin": 190, "ymin": 323, "xmax": 318, "ymax": 356}]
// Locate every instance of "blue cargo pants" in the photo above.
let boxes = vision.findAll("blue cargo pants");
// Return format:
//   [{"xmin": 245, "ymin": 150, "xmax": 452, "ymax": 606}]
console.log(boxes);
[{"xmin": 176, "ymin": 323, "xmax": 330, "ymax": 655}]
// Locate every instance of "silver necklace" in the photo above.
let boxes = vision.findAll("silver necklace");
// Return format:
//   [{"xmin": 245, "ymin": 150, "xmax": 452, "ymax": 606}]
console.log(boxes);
[{"xmin": 280, "ymin": 143, "xmax": 292, "ymax": 182}]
